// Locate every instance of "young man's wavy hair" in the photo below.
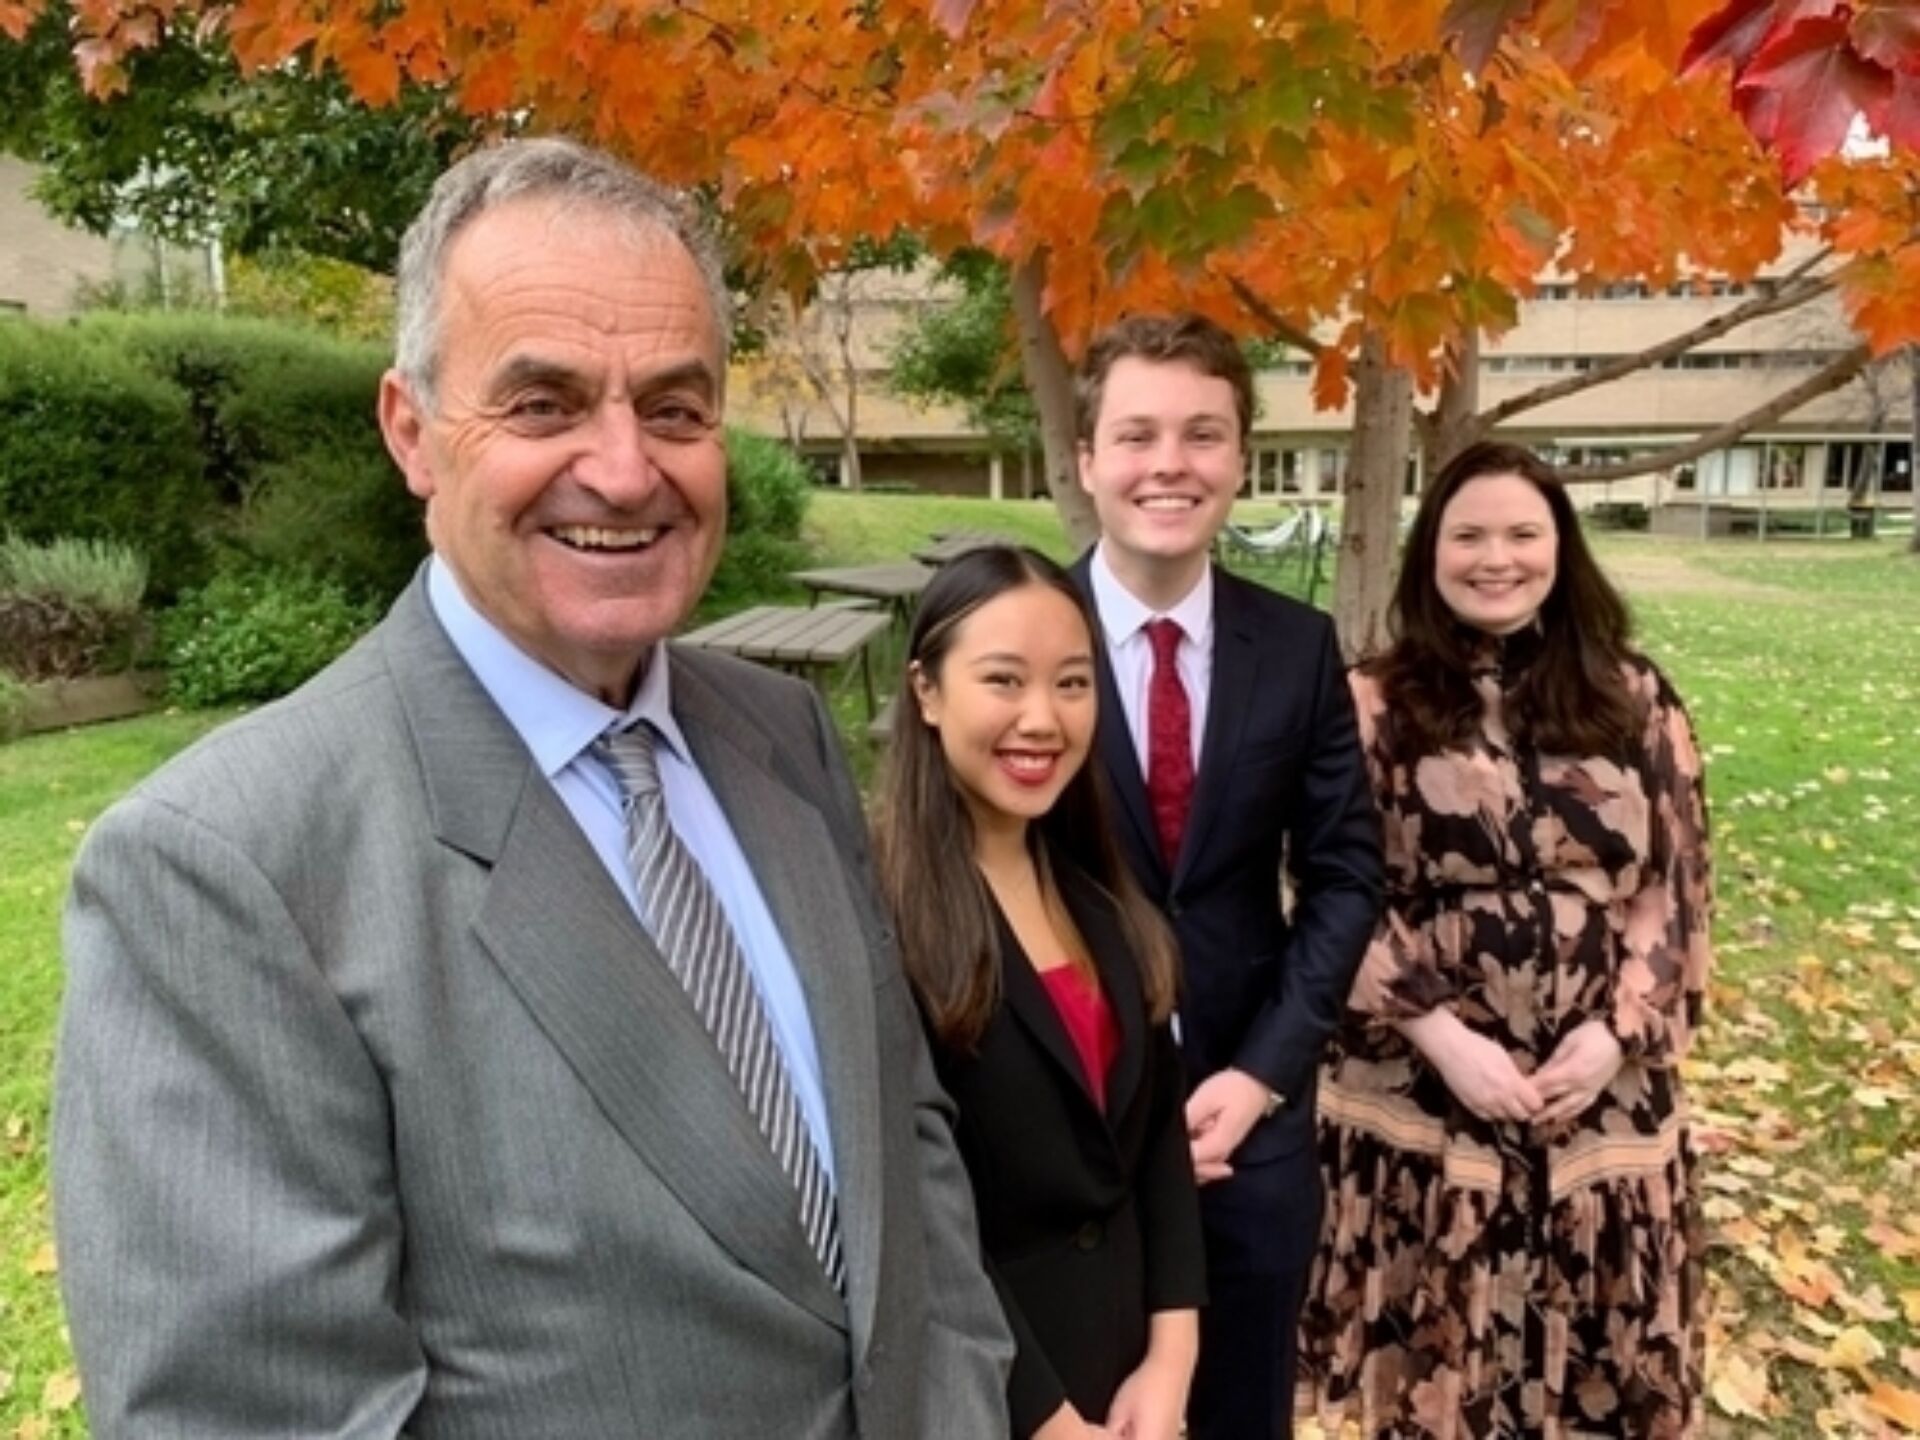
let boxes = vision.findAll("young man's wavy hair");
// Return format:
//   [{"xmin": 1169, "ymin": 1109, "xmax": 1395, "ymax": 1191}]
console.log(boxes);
[
  {"xmin": 1369, "ymin": 441, "xmax": 1640, "ymax": 760},
  {"xmin": 872, "ymin": 545, "xmax": 1179, "ymax": 1050}
]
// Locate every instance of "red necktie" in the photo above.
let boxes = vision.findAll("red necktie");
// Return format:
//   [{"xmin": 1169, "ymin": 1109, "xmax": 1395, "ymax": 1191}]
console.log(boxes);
[{"xmin": 1145, "ymin": 618, "xmax": 1194, "ymax": 867}]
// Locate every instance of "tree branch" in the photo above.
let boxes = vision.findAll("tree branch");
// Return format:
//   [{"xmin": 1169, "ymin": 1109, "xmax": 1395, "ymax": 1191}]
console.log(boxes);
[
  {"xmin": 1483, "ymin": 250, "xmax": 1840, "ymax": 428},
  {"xmin": 1225, "ymin": 274, "xmax": 1324, "ymax": 356},
  {"xmin": 1560, "ymin": 343, "xmax": 1872, "ymax": 482}
]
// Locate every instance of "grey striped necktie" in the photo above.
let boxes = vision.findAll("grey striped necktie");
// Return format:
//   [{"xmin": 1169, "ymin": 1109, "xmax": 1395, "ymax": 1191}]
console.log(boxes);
[{"xmin": 594, "ymin": 725, "xmax": 844, "ymax": 1292}]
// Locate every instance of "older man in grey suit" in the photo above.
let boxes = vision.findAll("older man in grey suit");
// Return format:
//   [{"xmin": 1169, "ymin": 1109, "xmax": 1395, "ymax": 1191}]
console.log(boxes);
[{"xmin": 53, "ymin": 138, "xmax": 1012, "ymax": 1438}]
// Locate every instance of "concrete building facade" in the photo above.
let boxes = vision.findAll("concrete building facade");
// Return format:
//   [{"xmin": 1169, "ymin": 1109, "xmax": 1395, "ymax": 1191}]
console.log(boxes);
[{"xmin": 0, "ymin": 156, "xmax": 120, "ymax": 316}]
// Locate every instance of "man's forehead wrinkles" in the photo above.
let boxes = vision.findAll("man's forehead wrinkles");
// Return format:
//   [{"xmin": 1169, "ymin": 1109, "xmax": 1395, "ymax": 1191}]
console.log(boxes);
[{"xmin": 477, "ymin": 350, "xmax": 716, "ymax": 399}]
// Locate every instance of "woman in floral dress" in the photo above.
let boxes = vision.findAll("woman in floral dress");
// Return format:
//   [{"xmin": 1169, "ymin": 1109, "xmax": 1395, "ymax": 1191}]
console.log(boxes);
[{"xmin": 1298, "ymin": 441, "xmax": 1712, "ymax": 1439}]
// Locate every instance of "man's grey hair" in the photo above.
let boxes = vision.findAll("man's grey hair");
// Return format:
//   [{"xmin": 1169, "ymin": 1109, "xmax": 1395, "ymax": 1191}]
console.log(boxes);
[{"xmin": 393, "ymin": 136, "xmax": 732, "ymax": 411}]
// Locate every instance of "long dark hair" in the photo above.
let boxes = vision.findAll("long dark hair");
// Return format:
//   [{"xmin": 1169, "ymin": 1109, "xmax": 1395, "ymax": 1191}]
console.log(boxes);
[
  {"xmin": 874, "ymin": 545, "xmax": 1179, "ymax": 1050},
  {"xmin": 1370, "ymin": 441, "xmax": 1638, "ymax": 759}
]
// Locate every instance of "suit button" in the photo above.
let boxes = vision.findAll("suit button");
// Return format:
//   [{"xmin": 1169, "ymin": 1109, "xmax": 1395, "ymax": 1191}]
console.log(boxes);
[{"xmin": 1073, "ymin": 1220, "xmax": 1104, "ymax": 1251}]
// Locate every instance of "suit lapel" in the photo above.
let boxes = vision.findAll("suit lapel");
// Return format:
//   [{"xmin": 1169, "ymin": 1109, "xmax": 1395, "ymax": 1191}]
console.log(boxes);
[
  {"xmin": 1178, "ymin": 569, "xmax": 1261, "ymax": 884},
  {"xmin": 995, "ymin": 868, "xmax": 1147, "ymax": 1132},
  {"xmin": 1066, "ymin": 872, "xmax": 1148, "ymax": 1125},
  {"xmin": 997, "ymin": 904, "xmax": 1102, "ymax": 1113},
  {"xmin": 384, "ymin": 581, "xmax": 843, "ymax": 1330},
  {"xmin": 671, "ymin": 655, "xmax": 883, "ymax": 1348}
]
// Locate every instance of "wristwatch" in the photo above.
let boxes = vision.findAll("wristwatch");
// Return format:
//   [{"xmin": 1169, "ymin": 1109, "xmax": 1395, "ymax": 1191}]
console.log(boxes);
[{"xmin": 1261, "ymin": 1088, "xmax": 1286, "ymax": 1120}]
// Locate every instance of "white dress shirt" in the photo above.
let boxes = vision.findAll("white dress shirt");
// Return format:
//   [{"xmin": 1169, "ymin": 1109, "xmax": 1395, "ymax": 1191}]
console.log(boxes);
[
  {"xmin": 1086, "ymin": 542, "xmax": 1214, "ymax": 774},
  {"xmin": 427, "ymin": 558, "xmax": 836, "ymax": 1182}
]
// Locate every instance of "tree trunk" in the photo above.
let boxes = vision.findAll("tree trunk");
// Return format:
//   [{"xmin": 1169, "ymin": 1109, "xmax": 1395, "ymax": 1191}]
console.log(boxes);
[
  {"xmin": 1333, "ymin": 333, "xmax": 1413, "ymax": 662},
  {"xmin": 1422, "ymin": 331, "xmax": 1482, "ymax": 478},
  {"xmin": 1009, "ymin": 255, "xmax": 1100, "ymax": 549},
  {"xmin": 841, "ymin": 379, "xmax": 863, "ymax": 492},
  {"xmin": 1910, "ymin": 344, "xmax": 1920, "ymax": 554}
]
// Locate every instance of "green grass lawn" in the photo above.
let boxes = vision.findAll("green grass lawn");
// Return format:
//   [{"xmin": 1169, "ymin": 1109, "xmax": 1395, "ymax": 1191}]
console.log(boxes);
[{"xmin": 2, "ymin": 500, "xmax": 1916, "ymax": 1436}]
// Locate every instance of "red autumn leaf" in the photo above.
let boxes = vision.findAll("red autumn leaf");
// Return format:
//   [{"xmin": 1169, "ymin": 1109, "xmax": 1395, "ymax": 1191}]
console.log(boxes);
[
  {"xmin": 1881, "ymin": 69, "xmax": 1920, "ymax": 143},
  {"xmin": 1686, "ymin": 0, "xmax": 1859, "ymax": 76},
  {"xmin": 1736, "ymin": 15, "xmax": 1894, "ymax": 181},
  {"xmin": 1443, "ymin": 0, "xmax": 1536, "ymax": 72},
  {"xmin": 1853, "ymin": 0, "xmax": 1920, "ymax": 76},
  {"xmin": 1683, "ymin": 0, "xmax": 1787, "ymax": 75}
]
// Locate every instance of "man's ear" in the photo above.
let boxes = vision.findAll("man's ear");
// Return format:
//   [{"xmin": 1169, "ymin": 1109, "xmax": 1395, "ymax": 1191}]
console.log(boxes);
[
  {"xmin": 378, "ymin": 369, "xmax": 436, "ymax": 501},
  {"xmin": 1076, "ymin": 442, "xmax": 1095, "ymax": 496}
]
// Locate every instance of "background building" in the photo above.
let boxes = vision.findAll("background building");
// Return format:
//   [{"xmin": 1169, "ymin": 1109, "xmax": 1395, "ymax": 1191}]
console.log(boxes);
[{"xmin": 731, "ymin": 251, "xmax": 1912, "ymax": 527}]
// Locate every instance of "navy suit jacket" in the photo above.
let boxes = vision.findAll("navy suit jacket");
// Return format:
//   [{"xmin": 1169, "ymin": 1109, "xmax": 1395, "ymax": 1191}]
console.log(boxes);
[{"xmin": 1073, "ymin": 558, "xmax": 1383, "ymax": 1263}]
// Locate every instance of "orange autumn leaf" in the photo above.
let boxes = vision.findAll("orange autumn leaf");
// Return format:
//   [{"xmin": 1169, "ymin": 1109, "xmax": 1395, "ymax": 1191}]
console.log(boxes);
[{"xmin": 1867, "ymin": 1382, "xmax": 1920, "ymax": 1433}]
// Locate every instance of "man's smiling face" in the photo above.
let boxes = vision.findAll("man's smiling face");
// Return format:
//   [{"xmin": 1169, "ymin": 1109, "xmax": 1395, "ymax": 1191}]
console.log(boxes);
[
  {"xmin": 378, "ymin": 195, "xmax": 728, "ymax": 705},
  {"xmin": 1077, "ymin": 355, "xmax": 1243, "ymax": 586}
]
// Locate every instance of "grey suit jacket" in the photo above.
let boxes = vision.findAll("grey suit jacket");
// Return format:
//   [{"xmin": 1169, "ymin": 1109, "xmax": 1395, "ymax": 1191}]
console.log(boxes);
[{"xmin": 54, "ymin": 577, "xmax": 1012, "ymax": 1439}]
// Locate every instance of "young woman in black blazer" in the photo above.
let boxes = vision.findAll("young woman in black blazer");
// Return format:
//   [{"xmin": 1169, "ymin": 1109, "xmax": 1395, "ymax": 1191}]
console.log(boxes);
[{"xmin": 876, "ymin": 546, "xmax": 1205, "ymax": 1440}]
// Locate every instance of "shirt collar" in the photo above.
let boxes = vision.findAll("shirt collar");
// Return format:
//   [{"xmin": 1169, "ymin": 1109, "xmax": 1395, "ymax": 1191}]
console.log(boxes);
[
  {"xmin": 425, "ymin": 555, "xmax": 691, "ymax": 776},
  {"xmin": 1088, "ymin": 541, "xmax": 1214, "ymax": 647}
]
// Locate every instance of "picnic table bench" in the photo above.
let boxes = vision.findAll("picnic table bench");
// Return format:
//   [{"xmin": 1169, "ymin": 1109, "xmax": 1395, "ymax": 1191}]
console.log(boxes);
[
  {"xmin": 677, "ymin": 604, "xmax": 890, "ymax": 717},
  {"xmin": 788, "ymin": 562, "xmax": 934, "ymax": 628},
  {"xmin": 911, "ymin": 530, "xmax": 1018, "ymax": 566}
]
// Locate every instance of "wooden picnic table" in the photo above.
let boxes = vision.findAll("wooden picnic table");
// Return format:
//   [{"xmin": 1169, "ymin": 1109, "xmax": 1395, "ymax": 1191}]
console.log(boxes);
[
  {"xmin": 787, "ymin": 562, "xmax": 933, "ymax": 628},
  {"xmin": 911, "ymin": 530, "xmax": 1019, "ymax": 566},
  {"xmin": 677, "ymin": 604, "xmax": 890, "ymax": 717}
]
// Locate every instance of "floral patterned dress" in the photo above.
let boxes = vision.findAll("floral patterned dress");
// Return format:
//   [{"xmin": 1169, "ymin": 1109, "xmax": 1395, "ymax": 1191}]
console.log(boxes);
[{"xmin": 1297, "ymin": 635, "xmax": 1712, "ymax": 1439}]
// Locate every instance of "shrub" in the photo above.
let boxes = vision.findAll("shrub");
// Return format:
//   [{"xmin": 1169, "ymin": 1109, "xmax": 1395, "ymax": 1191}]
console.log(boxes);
[
  {"xmin": 0, "ymin": 533, "xmax": 149, "ymax": 614},
  {"xmin": 726, "ymin": 429, "xmax": 812, "ymax": 540},
  {"xmin": 161, "ymin": 568, "xmax": 378, "ymax": 708},
  {"xmin": 701, "ymin": 530, "xmax": 810, "ymax": 616},
  {"xmin": 0, "ymin": 667, "xmax": 29, "ymax": 741},
  {"xmin": 242, "ymin": 449, "xmax": 427, "ymax": 605},
  {"xmin": 72, "ymin": 312, "xmax": 389, "ymax": 507},
  {"xmin": 0, "ymin": 324, "xmax": 211, "ymax": 597},
  {"xmin": 0, "ymin": 535, "xmax": 153, "ymax": 682}
]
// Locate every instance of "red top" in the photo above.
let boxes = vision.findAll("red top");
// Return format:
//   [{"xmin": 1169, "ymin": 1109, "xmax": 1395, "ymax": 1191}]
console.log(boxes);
[{"xmin": 1038, "ymin": 964, "xmax": 1121, "ymax": 1112}]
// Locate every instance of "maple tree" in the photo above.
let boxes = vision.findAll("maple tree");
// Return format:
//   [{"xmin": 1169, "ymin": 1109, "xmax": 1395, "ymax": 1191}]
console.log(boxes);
[
  {"xmin": 10, "ymin": 0, "xmax": 1920, "ymax": 644},
  {"xmin": 1467, "ymin": 0, "xmax": 1920, "ymax": 182}
]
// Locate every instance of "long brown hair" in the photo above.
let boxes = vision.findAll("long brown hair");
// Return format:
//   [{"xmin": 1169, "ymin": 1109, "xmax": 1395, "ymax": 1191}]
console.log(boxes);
[
  {"xmin": 1370, "ymin": 441, "xmax": 1638, "ymax": 759},
  {"xmin": 873, "ymin": 546, "xmax": 1179, "ymax": 1050}
]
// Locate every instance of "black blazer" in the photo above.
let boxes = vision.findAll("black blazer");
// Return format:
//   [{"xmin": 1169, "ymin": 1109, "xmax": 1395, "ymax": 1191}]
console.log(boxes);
[
  {"xmin": 1073, "ymin": 559, "xmax": 1383, "ymax": 1258},
  {"xmin": 927, "ymin": 863, "xmax": 1207, "ymax": 1437}
]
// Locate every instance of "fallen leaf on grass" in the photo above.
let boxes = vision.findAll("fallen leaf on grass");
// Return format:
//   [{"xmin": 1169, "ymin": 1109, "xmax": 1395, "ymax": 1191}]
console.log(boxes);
[
  {"xmin": 1711, "ymin": 1351, "xmax": 1774, "ymax": 1419},
  {"xmin": 1837, "ymin": 1285, "xmax": 1900, "ymax": 1324},
  {"xmin": 1826, "ymin": 1325, "xmax": 1886, "ymax": 1374},
  {"xmin": 40, "ymin": 1369, "xmax": 79, "ymax": 1411},
  {"xmin": 22, "ymin": 1241, "xmax": 55, "ymax": 1276},
  {"xmin": 1867, "ymin": 1381, "xmax": 1920, "ymax": 1431},
  {"xmin": 1868, "ymin": 1224, "xmax": 1920, "ymax": 1261}
]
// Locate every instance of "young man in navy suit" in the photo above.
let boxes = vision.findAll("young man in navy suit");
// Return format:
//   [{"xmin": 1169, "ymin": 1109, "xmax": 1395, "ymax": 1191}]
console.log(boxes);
[{"xmin": 1069, "ymin": 314, "xmax": 1383, "ymax": 1438}]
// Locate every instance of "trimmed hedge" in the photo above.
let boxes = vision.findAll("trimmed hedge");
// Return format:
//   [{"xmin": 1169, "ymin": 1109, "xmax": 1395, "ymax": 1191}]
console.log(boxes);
[
  {"xmin": 73, "ymin": 312, "xmax": 390, "ymax": 504},
  {"xmin": 0, "ymin": 325, "xmax": 211, "ymax": 598},
  {"xmin": 4, "ymin": 309, "xmax": 821, "ymax": 703}
]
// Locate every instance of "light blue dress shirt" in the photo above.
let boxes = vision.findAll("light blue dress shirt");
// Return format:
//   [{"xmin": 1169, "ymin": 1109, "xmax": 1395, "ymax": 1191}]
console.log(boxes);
[{"xmin": 427, "ymin": 559, "xmax": 836, "ymax": 1184}]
